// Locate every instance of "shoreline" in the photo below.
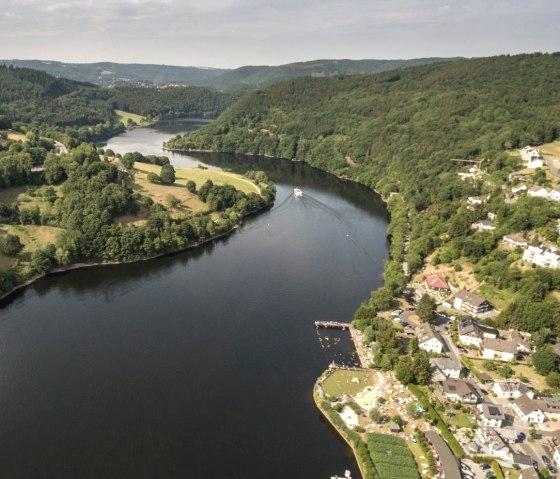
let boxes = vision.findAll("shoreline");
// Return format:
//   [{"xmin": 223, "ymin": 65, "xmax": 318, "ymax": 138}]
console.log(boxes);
[{"xmin": 0, "ymin": 203, "xmax": 272, "ymax": 305}]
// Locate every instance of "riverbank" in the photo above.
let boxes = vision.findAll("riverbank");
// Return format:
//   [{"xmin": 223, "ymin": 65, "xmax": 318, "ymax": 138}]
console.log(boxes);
[{"xmin": 0, "ymin": 202, "xmax": 271, "ymax": 305}]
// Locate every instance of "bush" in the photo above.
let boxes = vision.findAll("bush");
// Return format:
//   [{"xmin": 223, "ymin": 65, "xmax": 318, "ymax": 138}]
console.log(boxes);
[
  {"xmin": 0, "ymin": 234, "xmax": 23, "ymax": 256},
  {"xmin": 186, "ymin": 180, "xmax": 196, "ymax": 193},
  {"xmin": 147, "ymin": 172, "xmax": 160, "ymax": 184}
]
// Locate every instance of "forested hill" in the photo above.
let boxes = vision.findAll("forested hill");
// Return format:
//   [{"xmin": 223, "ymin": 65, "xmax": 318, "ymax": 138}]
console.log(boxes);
[
  {"xmin": 0, "ymin": 64, "xmax": 115, "ymax": 128},
  {"xmin": 168, "ymin": 53, "xmax": 560, "ymax": 207},
  {"xmin": 205, "ymin": 57, "xmax": 460, "ymax": 91},
  {"xmin": 0, "ymin": 60, "xmax": 227, "ymax": 86},
  {"xmin": 0, "ymin": 58, "xmax": 458, "ymax": 91},
  {"xmin": 0, "ymin": 65, "xmax": 236, "ymax": 139}
]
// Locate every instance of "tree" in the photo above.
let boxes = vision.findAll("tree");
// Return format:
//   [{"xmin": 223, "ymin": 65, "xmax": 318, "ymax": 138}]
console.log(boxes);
[
  {"xmin": 532, "ymin": 345, "xmax": 559, "ymax": 375},
  {"xmin": 395, "ymin": 356, "xmax": 415, "ymax": 385},
  {"xmin": 147, "ymin": 172, "xmax": 159, "ymax": 184},
  {"xmin": 186, "ymin": 180, "xmax": 196, "ymax": 193},
  {"xmin": 412, "ymin": 352, "xmax": 432, "ymax": 385},
  {"xmin": 416, "ymin": 293, "xmax": 436, "ymax": 323},
  {"xmin": 160, "ymin": 164, "xmax": 176, "ymax": 185},
  {"xmin": 0, "ymin": 234, "xmax": 23, "ymax": 256},
  {"xmin": 546, "ymin": 371, "xmax": 560, "ymax": 389},
  {"xmin": 406, "ymin": 402, "xmax": 418, "ymax": 418},
  {"xmin": 166, "ymin": 194, "xmax": 180, "ymax": 208},
  {"xmin": 370, "ymin": 287, "xmax": 393, "ymax": 311},
  {"xmin": 369, "ymin": 408, "xmax": 383, "ymax": 423}
]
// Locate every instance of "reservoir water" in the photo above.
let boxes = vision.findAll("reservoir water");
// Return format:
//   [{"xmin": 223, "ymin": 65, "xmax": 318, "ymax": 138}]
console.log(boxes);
[{"xmin": 0, "ymin": 121, "xmax": 389, "ymax": 478}]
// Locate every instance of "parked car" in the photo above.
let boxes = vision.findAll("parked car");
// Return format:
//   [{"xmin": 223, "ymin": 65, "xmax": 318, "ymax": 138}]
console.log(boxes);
[
  {"xmin": 518, "ymin": 432, "xmax": 526, "ymax": 441},
  {"xmin": 542, "ymin": 455, "xmax": 551, "ymax": 466},
  {"xmin": 480, "ymin": 464, "xmax": 491, "ymax": 471}
]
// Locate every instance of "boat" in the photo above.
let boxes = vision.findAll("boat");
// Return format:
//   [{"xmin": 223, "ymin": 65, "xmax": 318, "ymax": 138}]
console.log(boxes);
[
  {"xmin": 330, "ymin": 472, "xmax": 351, "ymax": 479},
  {"xmin": 294, "ymin": 188, "xmax": 303, "ymax": 197}
]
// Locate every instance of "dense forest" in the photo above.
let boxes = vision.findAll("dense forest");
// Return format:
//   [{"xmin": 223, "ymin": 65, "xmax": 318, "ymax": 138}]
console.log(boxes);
[
  {"xmin": 167, "ymin": 52, "xmax": 560, "ymax": 342},
  {"xmin": 110, "ymin": 86, "xmax": 236, "ymax": 119}
]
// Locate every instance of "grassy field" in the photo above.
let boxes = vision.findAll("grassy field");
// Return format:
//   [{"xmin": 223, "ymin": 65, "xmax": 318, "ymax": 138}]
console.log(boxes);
[
  {"xmin": 446, "ymin": 411, "xmax": 475, "ymax": 429},
  {"xmin": 470, "ymin": 358, "xmax": 548, "ymax": 391},
  {"xmin": 475, "ymin": 283, "xmax": 517, "ymax": 311},
  {"xmin": 541, "ymin": 140, "xmax": 560, "ymax": 159},
  {"xmin": 322, "ymin": 369, "xmax": 375, "ymax": 398},
  {"xmin": 0, "ymin": 130, "xmax": 26, "ymax": 142},
  {"xmin": 115, "ymin": 110, "xmax": 146, "ymax": 126}
]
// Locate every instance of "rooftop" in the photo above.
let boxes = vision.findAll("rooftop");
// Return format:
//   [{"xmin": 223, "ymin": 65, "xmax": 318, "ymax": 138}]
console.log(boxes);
[
  {"xmin": 426, "ymin": 274, "xmax": 450, "ymax": 290},
  {"xmin": 443, "ymin": 378, "xmax": 478, "ymax": 397},
  {"xmin": 483, "ymin": 337, "xmax": 517, "ymax": 355},
  {"xmin": 514, "ymin": 394, "xmax": 542, "ymax": 415},
  {"xmin": 455, "ymin": 289, "xmax": 488, "ymax": 307},
  {"xmin": 480, "ymin": 403, "xmax": 505, "ymax": 420}
]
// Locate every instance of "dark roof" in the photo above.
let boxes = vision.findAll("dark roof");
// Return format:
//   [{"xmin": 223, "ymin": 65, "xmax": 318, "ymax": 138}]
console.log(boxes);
[
  {"xmin": 443, "ymin": 379, "xmax": 478, "ymax": 397},
  {"xmin": 425, "ymin": 432, "xmax": 462, "ymax": 479},
  {"xmin": 455, "ymin": 289, "xmax": 488, "ymax": 307},
  {"xmin": 512, "ymin": 453, "xmax": 534, "ymax": 466},
  {"xmin": 481, "ymin": 403, "xmax": 505, "ymax": 420}
]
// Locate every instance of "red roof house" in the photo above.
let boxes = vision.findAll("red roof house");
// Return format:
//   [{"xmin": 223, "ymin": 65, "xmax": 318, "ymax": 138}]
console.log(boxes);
[{"xmin": 426, "ymin": 275, "xmax": 450, "ymax": 291}]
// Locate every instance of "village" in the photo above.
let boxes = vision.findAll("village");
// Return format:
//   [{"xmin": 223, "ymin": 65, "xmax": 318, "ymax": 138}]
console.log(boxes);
[{"xmin": 317, "ymin": 143, "xmax": 560, "ymax": 479}]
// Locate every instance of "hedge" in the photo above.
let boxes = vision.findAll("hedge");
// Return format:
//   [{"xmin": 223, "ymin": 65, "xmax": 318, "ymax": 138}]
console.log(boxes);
[{"xmin": 408, "ymin": 385, "xmax": 465, "ymax": 458}]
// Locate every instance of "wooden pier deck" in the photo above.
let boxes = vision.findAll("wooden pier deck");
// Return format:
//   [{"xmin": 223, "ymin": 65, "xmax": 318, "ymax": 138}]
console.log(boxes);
[{"xmin": 314, "ymin": 321, "xmax": 351, "ymax": 330}]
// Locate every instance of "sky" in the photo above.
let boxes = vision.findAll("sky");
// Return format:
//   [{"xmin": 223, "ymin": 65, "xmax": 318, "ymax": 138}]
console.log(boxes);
[{"xmin": 1, "ymin": 0, "xmax": 559, "ymax": 68}]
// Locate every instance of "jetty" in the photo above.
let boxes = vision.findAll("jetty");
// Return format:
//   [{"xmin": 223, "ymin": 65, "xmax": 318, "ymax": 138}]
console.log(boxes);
[{"xmin": 314, "ymin": 321, "xmax": 351, "ymax": 330}]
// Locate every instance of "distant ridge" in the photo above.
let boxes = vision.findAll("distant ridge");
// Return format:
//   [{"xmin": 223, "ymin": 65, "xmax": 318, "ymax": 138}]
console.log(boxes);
[{"xmin": 0, "ymin": 57, "xmax": 461, "ymax": 91}]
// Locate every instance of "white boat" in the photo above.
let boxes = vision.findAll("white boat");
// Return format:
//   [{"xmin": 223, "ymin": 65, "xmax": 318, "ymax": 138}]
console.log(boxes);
[
  {"xmin": 294, "ymin": 188, "xmax": 303, "ymax": 197},
  {"xmin": 330, "ymin": 472, "xmax": 351, "ymax": 479}
]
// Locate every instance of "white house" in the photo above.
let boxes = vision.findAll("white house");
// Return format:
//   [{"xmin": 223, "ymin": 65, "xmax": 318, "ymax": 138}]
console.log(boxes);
[
  {"xmin": 502, "ymin": 233, "xmax": 528, "ymax": 248},
  {"xmin": 520, "ymin": 146, "xmax": 545, "ymax": 168},
  {"xmin": 512, "ymin": 394, "xmax": 545, "ymax": 424},
  {"xmin": 511, "ymin": 184, "xmax": 527, "ymax": 194},
  {"xmin": 416, "ymin": 324, "xmax": 444, "ymax": 354},
  {"xmin": 454, "ymin": 291, "xmax": 492, "ymax": 317},
  {"xmin": 458, "ymin": 317, "xmax": 498, "ymax": 347},
  {"xmin": 493, "ymin": 382, "xmax": 534, "ymax": 400},
  {"xmin": 507, "ymin": 330, "xmax": 532, "ymax": 354},
  {"xmin": 527, "ymin": 185, "xmax": 549, "ymax": 198},
  {"xmin": 482, "ymin": 338, "xmax": 517, "ymax": 362},
  {"xmin": 475, "ymin": 427, "xmax": 510, "ymax": 457},
  {"xmin": 523, "ymin": 244, "xmax": 560, "ymax": 269},
  {"xmin": 554, "ymin": 445, "xmax": 560, "ymax": 468},
  {"xmin": 430, "ymin": 358, "xmax": 462, "ymax": 381},
  {"xmin": 478, "ymin": 403, "xmax": 506, "ymax": 428},
  {"xmin": 472, "ymin": 220, "xmax": 497, "ymax": 232},
  {"xmin": 550, "ymin": 185, "xmax": 560, "ymax": 202}
]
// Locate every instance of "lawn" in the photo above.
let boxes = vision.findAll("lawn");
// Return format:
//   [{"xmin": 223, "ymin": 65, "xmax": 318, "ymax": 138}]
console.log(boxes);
[
  {"xmin": 475, "ymin": 283, "xmax": 517, "ymax": 311},
  {"xmin": 541, "ymin": 140, "xmax": 560, "ymax": 159},
  {"xmin": 446, "ymin": 411, "xmax": 475, "ymax": 429},
  {"xmin": 115, "ymin": 109, "xmax": 146, "ymax": 126},
  {"xmin": 470, "ymin": 358, "xmax": 548, "ymax": 391},
  {"xmin": 322, "ymin": 369, "xmax": 375, "ymax": 398}
]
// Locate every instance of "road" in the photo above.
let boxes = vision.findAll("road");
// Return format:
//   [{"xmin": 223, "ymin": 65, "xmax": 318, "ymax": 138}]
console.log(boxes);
[{"xmin": 545, "ymin": 155, "xmax": 559, "ymax": 178}]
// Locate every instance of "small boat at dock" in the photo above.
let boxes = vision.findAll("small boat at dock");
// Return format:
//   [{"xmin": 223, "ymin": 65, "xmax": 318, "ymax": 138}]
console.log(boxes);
[{"xmin": 294, "ymin": 188, "xmax": 303, "ymax": 197}]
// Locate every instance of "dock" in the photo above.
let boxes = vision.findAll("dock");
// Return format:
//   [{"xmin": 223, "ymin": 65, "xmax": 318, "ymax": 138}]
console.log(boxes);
[{"xmin": 314, "ymin": 321, "xmax": 351, "ymax": 330}]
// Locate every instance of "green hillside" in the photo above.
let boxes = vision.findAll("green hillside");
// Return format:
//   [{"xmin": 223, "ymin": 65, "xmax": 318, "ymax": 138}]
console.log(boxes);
[
  {"xmin": 206, "ymin": 57, "xmax": 460, "ymax": 91},
  {"xmin": 168, "ymin": 53, "xmax": 560, "ymax": 206}
]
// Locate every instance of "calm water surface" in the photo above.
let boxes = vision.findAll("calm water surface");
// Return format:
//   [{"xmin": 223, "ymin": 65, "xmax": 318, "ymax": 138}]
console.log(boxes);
[{"xmin": 0, "ymin": 122, "xmax": 389, "ymax": 478}]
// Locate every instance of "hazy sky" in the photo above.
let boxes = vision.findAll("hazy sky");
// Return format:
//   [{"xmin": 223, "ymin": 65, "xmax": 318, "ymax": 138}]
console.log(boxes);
[{"xmin": 1, "ymin": 0, "xmax": 559, "ymax": 68}]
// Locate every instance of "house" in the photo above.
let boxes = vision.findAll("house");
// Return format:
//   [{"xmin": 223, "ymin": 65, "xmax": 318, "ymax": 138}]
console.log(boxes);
[
  {"xmin": 425, "ymin": 274, "xmax": 450, "ymax": 292},
  {"xmin": 523, "ymin": 244, "xmax": 560, "ymax": 269},
  {"xmin": 467, "ymin": 196, "xmax": 484, "ymax": 206},
  {"xmin": 442, "ymin": 378, "xmax": 479, "ymax": 404},
  {"xmin": 502, "ymin": 233, "xmax": 528, "ymax": 248},
  {"xmin": 507, "ymin": 330, "xmax": 531, "ymax": 354},
  {"xmin": 511, "ymin": 184, "xmax": 527, "ymax": 194},
  {"xmin": 471, "ymin": 220, "xmax": 497, "ymax": 232},
  {"xmin": 475, "ymin": 427, "xmax": 510, "ymax": 457},
  {"xmin": 416, "ymin": 324, "xmax": 444, "ymax": 354},
  {"xmin": 527, "ymin": 185, "xmax": 549, "ymax": 198},
  {"xmin": 493, "ymin": 382, "xmax": 534, "ymax": 400},
  {"xmin": 512, "ymin": 394, "xmax": 545, "ymax": 423},
  {"xmin": 430, "ymin": 358, "xmax": 462, "ymax": 381},
  {"xmin": 520, "ymin": 146, "xmax": 544, "ymax": 169},
  {"xmin": 458, "ymin": 317, "xmax": 498, "ymax": 347},
  {"xmin": 482, "ymin": 338, "xmax": 517, "ymax": 361},
  {"xmin": 535, "ymin": 396, "xmax": 560, "ymax": 420},
  {"xmin": 554, "ymin": 444, "xmax": 560, "ymax": 468},
  {"xmin": 454, "ymin": 290, "xmax": 492, "ymax": 317},
  {"xmin": 550, "ymin": 185, "xmax": 560, "ymax": 202},
  {"xmin": 512, "ymin": 453, "xmax": 538, "ymax": 471},
  {"xmin": 478, "ymin": 403, "xmax": 506, "ymax": 428},
  {"xmin": 498, "ymin": 427, "xmax": 518, "ymax": 444}
]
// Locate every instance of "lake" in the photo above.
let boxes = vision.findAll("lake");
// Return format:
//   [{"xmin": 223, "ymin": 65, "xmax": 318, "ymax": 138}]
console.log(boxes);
[{"xmin": 0, "ymin": 121, "xmax": 389, "ymax": 478}]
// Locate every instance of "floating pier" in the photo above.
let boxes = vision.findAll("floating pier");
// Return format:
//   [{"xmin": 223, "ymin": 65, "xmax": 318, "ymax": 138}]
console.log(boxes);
[{"xmin": 314, "ymin": 321, "xmax": 351, "ymax": 330}]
